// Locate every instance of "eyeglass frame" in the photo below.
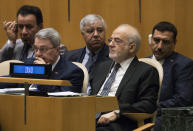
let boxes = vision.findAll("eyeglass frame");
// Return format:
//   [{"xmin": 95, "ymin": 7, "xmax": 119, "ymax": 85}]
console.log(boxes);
[
  {"xmin": 32, "ymin": 46, "xmax": 56, "ymax": 53},
  {"xmin": 108, "ymin": 38, "xmax": 134, "ymax": 45}
]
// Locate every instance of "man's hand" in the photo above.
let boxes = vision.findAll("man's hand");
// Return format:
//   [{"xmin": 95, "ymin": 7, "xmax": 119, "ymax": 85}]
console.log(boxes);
[
  {"xmin": 34, "ymin": 57, "xmax": 47, "ymax": 64},
  {"xmin": 97, "ymin": 111, "xmax": 118, "ymax": 125},
  {"xmin": 3, "ymin": 21, "xmax": 18, "ymax": 43}
]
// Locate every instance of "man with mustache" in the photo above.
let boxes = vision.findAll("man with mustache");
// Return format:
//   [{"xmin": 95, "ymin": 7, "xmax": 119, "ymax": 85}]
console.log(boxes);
[
  {"xmin": 65, "ymin": 14, "xmax": 110, "ymax": 93},
  {"xmin": 148, "ymin": 21, "xmax": 193, "ymax": 131},
  {"xmin": 91, "ymin": 24, "xmax": 159, "ymax": 131},
  {"xmin": 0, "ymin": 5, "xmax": 66, "ymax": 62}
]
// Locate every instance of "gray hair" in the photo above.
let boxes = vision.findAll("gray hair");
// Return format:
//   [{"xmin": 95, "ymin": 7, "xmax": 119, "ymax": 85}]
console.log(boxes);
[
  {"xmin": 118, "ymin": 24, "xmax": 141, "ymax": 52},
  {"xmin": 80, "ymin": 14, "xmax": 107, "ymax": 32},
  {"xmin": 35, "ymin": 28, "xmax": 60, "ymax": 47}
]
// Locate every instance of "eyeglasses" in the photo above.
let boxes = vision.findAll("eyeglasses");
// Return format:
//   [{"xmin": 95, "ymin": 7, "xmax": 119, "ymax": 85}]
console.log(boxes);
[
  {"xmin": 33, "ymin": 46, "xmax": 55, "ymax": 53},
  {"xmin": 152, "ymin": 37, "xmax": 173, "ymax": 45},
  {"xmin": 108, "ymin": 38, "xmax": 134, "ymax": 45},
  {"xmin": 108, "ymin": 38, "xmax": 124, "ymax": 45}
]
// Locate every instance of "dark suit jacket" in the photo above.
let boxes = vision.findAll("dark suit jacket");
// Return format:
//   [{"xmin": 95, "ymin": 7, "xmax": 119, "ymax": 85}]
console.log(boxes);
[
  {"xmin": 154, "ymin": 52, "xmax": 193, "ymax": 131},
  {"xmin": 65, "ymin": 44, "xmax": 110, "ymax": 79},
  {"xmin": 159, "ymin": 52, "xmax": 193, "ymax": 107},
  {"xmin": 26, "ymin": 56, "xmax": 84, "ymax": 93},
  {"xmin": 90, "ymin": 57, "xmax": 159, "ymax": 131},
  {"xmin": 0, "ymin": 56, "xmax": 84, "ymax": 93}
]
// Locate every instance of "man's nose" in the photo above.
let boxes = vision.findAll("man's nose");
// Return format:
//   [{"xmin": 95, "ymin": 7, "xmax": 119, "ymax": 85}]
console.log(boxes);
[
  {"xmin": 108, "ymin": 40, "xmax": 115, "ymax": 47},
  {"xmin": 93, "ymin": 30, "xmax": 99, "ymax": 36},
  {"xmin": 35, "ymin": 49, "xmax": 41, "ymax": 57},
  {"xmin": 22, "ymin": 26, "xmax": 28, "ymax": 34},
  {"xmin": 157, "ymin": 41, "xmax": 163, "ymax": 49}
]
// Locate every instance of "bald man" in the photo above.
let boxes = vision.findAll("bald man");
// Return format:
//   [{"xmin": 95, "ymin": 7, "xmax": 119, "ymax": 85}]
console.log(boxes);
[{"xmin": 90, "ymin": 24, "xmax": 159, "ymax": 131}]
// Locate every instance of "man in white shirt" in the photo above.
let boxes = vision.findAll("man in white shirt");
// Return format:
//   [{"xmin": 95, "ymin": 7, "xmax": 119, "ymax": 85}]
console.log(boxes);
[{"xmin": 90, "ymin": 24, "xmax": 159, "ymax": 131}]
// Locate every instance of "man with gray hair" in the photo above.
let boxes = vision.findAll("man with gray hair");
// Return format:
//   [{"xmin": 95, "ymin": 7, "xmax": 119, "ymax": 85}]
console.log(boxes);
[
  {"xmin": 26, "ymin": 28, "xmax": 84, "ymax": 93},
  {"xmin": 90, "ymin": 24, "xmax": 159, "ymax": 131},
  {"xmin": 65, "ymin": 14, "xmax": 110, "ymax": 93}
]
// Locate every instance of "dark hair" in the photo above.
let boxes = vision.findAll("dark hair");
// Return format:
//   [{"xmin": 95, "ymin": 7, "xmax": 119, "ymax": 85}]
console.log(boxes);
[
  {"xmin": 152, "ymin": 21, "xmax": 177, "ymax": 43},
  {"xmin": 16, "ymin": 5, "xmax": 43, "ymax": 25}
]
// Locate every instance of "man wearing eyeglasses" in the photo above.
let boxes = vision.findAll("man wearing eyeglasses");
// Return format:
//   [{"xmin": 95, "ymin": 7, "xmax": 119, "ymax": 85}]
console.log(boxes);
[
  {"xmin": 90, "ymin": 24, "xmax": 159, "ymax": 131},
  {"xmin": 149, "ymin": 21, "xmax": 193, "ymax": 131},
  {"xmin": 0, "ymin": 28, "xmax": 84, "ymax": 93},
  {"xmin": 26, "ymin": 28, "xmax": 84, "ymax": 93}
]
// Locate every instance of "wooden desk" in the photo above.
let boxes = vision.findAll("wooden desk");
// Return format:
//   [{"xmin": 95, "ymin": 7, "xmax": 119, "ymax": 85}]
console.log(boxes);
[
  {"xmin": 0, "ymin": 95, "xmax": 118, "ymax": 131},
  {"xmin": 0, "ymin": 77, "xmax": 71, "ymax": 86}
]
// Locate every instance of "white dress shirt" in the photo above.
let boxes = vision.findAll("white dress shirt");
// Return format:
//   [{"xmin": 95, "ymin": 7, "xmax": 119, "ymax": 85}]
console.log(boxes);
[{"xmin": 98, "ymin": 57, "xmax": 134, "ymax": 96}]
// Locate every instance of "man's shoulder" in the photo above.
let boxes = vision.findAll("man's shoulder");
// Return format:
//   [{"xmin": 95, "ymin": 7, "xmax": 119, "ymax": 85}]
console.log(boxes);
[
  {"xmin": 164, "ymin": 52, "xmax": 193, "ymax": 73},
  {"xmin": 67, "ymin": 48, "xmax": 85, "ymax": 55},
  {"xmin": 64, "ymin": 48, "xmax": 85, "ymax": 61},
  {"xmin": 168, "ymin": 52, "xmax": 193, "ymax": 65},
  {"xmin": 174, "ymin": 52, "xmax": 193, "ymax": 62}
]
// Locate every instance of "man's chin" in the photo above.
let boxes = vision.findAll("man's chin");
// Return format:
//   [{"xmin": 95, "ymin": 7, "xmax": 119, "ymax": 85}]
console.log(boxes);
[
  {"xmin": 154, "ymin": 54, "xmax": 163, "ymax": 61},
  {"xmin": 22, "ymin": 39, "xmax": 32, "ymax": 45},
  {"xmin": 89, "ymin": 44, "xmax": 103, "ymax": 51}
]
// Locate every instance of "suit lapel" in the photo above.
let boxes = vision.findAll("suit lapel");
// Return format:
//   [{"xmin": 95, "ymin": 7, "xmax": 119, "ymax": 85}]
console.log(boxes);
[
  {"xmin": 51, "ymin": 56, "xmax": 64, "ymax": 79},
  {"xmin": 78, "ymin": 48, "xmax": 86, "ymax": 62},
  {"xmin": 93, "ymin": 60, "xmax": 114, "ymax": 94},
  {"xmin": 115, "ymin": 57, "xmax": 139, "ymax": 97},
  {"xmin": 162, "ymin": 52, "xmax": 176, "ymax": 87}
]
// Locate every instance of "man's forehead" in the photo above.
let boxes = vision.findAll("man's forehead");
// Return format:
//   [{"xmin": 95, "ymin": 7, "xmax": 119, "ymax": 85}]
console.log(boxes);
[
  {"xmin": 35, "ymin": 38, "xmax": 52, "ymax": 46},
  {"xmin": 153, "ymin": 30, "xmax": 174, "ymax": 38},
  {"xmin": 17, "ymin": 14, "xmax": 37, "ymax": 24},
  {"xmin": 111, "ymin": 30, "xmax": 127, "ymax": 39},
  {"xmin": 84, "ymin": 21, "xmax": 104, "ymax": 28}
]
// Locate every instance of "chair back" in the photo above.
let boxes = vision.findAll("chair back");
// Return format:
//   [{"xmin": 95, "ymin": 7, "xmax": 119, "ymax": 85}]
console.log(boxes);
[
  {"xmin": 72, "ymin": 62, "xmax": 89, "ymax": 93},
  {"xmin": 139, "ymin": 58, "xmax": 163, "ymax": 125},
  {"xmin": 139, "ymin": 58, "xmax": 163, "ymax": 105},
  {"xmin": 0, "ymin": 60, "xmax": 24, "ymax": 76}
]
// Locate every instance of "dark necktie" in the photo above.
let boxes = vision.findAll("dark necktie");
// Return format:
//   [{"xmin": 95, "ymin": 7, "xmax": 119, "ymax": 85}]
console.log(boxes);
[
  {"xmin": 100, "ymin": 63, "xmax": 121, "ymax": 96},
  {"xmin": 85, "ymin": 52, "xmax": 95, "ymax": 73},
  {"xmin": 20, "ymin": 45, "xmax": 30, "ymax": 61},
  {"xmin": 96, "ymin": 63, "xmax": 121, "ymax": 119}
]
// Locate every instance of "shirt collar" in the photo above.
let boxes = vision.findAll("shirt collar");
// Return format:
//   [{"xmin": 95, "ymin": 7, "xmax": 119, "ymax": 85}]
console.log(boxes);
[
  {"xmin": 152, "ymin": 55, "xmax": 165, "ymax": 65},
  {"xmin": 117, "ymin": 57, "xmax": 134, "ymax": 71},
  {"xmin": 86, "ymin": 46, "xmax": 102, "ymax": 55}
]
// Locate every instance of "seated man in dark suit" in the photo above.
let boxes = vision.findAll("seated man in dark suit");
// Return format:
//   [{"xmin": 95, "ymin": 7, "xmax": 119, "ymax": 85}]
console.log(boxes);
[
  {"xmin": 65, "ymin": 14, "xmax": 110, "ymax": 93},
  {"xmin": 0, "ymin": 28, "xmax": 84, "ymax": 93},
  {"xmin": 28, "ymin": 28, "xmax": 84, "ymax": 92},
  {"xmin": 90, "ymin": 24, "xmax": 159, "ymax": 131},
  {"xmin": 148, "ymin": 21, "xmax": 193, "ymax": 131}
]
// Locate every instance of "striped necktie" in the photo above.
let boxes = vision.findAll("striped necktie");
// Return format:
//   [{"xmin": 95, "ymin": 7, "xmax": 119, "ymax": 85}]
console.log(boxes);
[{"xmin": 100, "ymin": 63, "xmax": 121, "ymax": 96}]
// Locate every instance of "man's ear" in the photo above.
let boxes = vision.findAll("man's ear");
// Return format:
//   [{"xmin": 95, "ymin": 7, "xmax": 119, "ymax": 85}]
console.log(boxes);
[
  {"xmin": 130, "ymin": 42, "xmax": 136, "ymax": 49},
  {"xmin": 129, "ymin": 43, "xmax": 137, "ymax": 53},
  {"xmin": 148, "ymin": 34, "xmax": 152, "ymax": 45},
  {"xmin": 56, "ymin": 46, "xmax": 60, "ymax": 51}
]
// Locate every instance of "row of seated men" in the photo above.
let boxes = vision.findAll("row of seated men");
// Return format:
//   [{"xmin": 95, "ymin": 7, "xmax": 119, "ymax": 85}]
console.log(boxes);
[{"xmin": 0, "ymin": 5, "xmax": 193, "ymax": 131}]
